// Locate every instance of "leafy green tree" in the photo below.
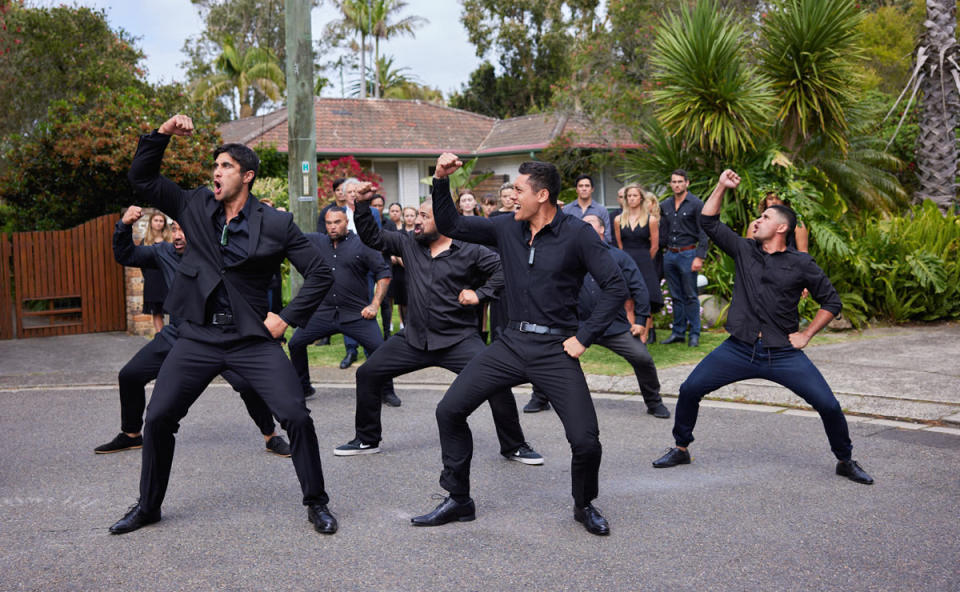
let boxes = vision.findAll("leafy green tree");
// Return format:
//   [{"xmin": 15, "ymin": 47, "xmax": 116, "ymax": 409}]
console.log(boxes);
[
  {"xmin": 190, "ymin": 35, "xmax": 285, "ymax": 119},
  {"xmin": 0, "ymin": 85, "xmax": 220, "ymax": 231},
  {"xmin": 758, "ymin": 0, "xmax": 865, "ymax": 155},
  {"xmin": 369, "ymin": 0, "xmax": 428, "ymax": 99},
  {"xmin": 858, "ymin": 0, "xmax": 924, "ymax": 94},
  {"xmin": 0, "ymin": 3, "xmax": 145, "ymax": 139},
  {"xmin": 329, "ymin": 0, "xmax": 375, "ymax": 99},
  {"xmin": 456, "ymin": 0, "xmax": 575, "ymax": 116},
  {"xmin": 650, "ymin": 0, "xmax": 775, "ymax": 159}
]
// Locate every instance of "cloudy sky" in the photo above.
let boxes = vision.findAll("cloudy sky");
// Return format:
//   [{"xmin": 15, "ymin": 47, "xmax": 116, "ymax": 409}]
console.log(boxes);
[{"xmin": 31, "ymin": 0, "xmax": 484, "ymax": 97}]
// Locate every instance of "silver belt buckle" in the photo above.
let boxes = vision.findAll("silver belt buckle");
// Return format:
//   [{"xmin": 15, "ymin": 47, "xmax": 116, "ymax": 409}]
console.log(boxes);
[{"xmin": 519, "ymin": 321, "xmax": 535, "ymax": 333}]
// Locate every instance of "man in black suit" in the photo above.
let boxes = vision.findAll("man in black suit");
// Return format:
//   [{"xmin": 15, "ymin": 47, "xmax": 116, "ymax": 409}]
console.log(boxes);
[{"xmin": 109, "ymin": 114, "xmax": 338, "ymax": 535}]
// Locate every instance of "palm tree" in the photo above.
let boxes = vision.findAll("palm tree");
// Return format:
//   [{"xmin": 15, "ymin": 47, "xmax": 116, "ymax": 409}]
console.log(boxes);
[
  {"xmin": 332, "ymin": 0, "xmax": 373, "ymax": 99},
  {"xmin": 369, "ymin": 0, "xmax": 427, "ymax": 99},
  {"xmin": 758, "ymin": 0, "xmax": 864, "ymax": 156},
  {"xmin": 649, "ymin": 0, "xmax": 775, "ymax": 160},
  {"xmin": 190, "ymin": 35, "xmax": 285, "ymax": 119},
  {"xmin": 914, "ymin": 0, "xmax": 959, "ymax": 212}
]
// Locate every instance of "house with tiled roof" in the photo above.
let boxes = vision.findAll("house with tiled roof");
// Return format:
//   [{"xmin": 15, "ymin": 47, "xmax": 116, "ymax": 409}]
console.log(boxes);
[{"xmin": 218, "ymin": 98, "xmax": 639, "ymax": 207}]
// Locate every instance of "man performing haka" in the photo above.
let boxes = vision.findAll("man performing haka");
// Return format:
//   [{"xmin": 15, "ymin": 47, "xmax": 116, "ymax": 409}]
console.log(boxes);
[
  {"xmin": 651, "ymin": 169, "xmax": 874, "ymax": 486},
  {"xmin": 97, "ymin": 205, "xmax": 291, "ymax": 458},
  {"xmin": 109, "ymin": 114, "xmax": 339, "ymax": 536},
  {"xmin": 412, "ymin": 154, "xmax": 627, "ymax": 536},
  {"xmin": 333, "ymin": 186, "xmax": 543, "ymax": 466}
]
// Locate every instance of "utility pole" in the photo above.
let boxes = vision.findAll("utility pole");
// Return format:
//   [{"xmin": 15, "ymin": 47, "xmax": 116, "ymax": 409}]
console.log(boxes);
[{"xmin": 285, "ymin": 0, "xmax": 317, "ymax": 296}]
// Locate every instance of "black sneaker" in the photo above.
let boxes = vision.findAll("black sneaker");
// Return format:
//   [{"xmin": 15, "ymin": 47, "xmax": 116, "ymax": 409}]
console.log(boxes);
[
  {"xmin": 334, "ymin": 438, "xmax": 381, "ymax": 456},
  {"xmin": 95, "ymin": 433, "xmax": 143, "ymax": 454},
  {"xmin": 503, "ymin": 442, "xmax": 544, "ymax": 465},
  {"xmin": 265, "ymin": 435, "xmax": 291, "ymax": 457},
  {"xmin": 382, "ymin": 391, "xmax": 402, "ymax": 407},
  {"xmin": 303, "ymin": 385, "xmax": 317, "ymax": 400},
  {"xmin": 647, "ymin": 403, "xmax": 671, "ymax": 419}
]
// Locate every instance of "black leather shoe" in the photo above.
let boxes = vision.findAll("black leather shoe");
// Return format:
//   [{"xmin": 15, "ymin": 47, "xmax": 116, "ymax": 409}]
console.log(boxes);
[
  {"xmin": 647, "ymin": 403, "xmax": 671, "ymax": 419},
  {"xmin": 411, "ymin": 496, "xmax": 475, "ymax": 526},
  {"xmin": 836, "ymin": 460, "xmax": 874, "ymax": 485},
  {"xmin": 688, "ymin": 335, "xmax": 700, "ymax": 347},
  {"xmin": 307, "ymin": 504, "xmax": 338, "ymax": 534},
  {"xmin": 523, "ymin": 397, "xmax": 551, "ymax": 413},
  {"xmin": 339, "ymin": 350, "xmax": 358, "ymax": 369},
  {"xmin": 652, "ymin": 447, "xmax": 691, "ymax": 468},
  {"xmin": 647, "ymin": 328, "xmax": 657, "ymax": 344},
  {"xmin": 660, "ymin": 333, "xmax": 686, "ymax": 345},
  {"xmin": 109, "ymin": 503, "xmax": 160, "ymax": 534},
  {"xmin": 382, "ymin": 391, "xmax": 402, "ymax": 407},
  {"xmin": 574, "ymin": 504, "xmax": 610, "ymax": 536}
]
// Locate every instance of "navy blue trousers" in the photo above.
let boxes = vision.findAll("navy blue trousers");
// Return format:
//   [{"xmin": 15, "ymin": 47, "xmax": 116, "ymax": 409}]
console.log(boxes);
[{"xmin": 674, "ymin": 337, "xmax": 853, "ymax": 461}]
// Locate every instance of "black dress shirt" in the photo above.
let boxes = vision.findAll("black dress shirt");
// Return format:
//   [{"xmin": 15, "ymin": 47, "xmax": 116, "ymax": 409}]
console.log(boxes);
[
  {"xmin": 431, "ymin": 177, "xmax": 627, "ymax": 347},
  {"xmin": 209, "ymin": 196, "xmax": 255, "ymax": 314},
  {"xmin": 355, "ymin": 199, "xmax": 504, "ymax": 350},
  {"xmin": 659, "ymin": 192, "xmax": 709, "ymax": 258},
  {"xmin": 700, "ymin": 214, "xmax": 842, "ymax": 348},
  {"xmin": 578, "ymin": 245, "xmax": 650, "ymax": 337},
  {"xmin": 307, "ymin": 231, "xmax": 390, "ymax": 323}
]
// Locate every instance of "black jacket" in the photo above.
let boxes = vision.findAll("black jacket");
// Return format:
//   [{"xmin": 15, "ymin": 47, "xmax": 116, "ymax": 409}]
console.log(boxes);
[{"xmin": 127, "ymin": 131, "xmax": 331, "ymax": 340}]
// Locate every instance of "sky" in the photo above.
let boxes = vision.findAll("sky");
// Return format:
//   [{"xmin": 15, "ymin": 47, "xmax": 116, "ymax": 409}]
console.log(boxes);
[{"xmin": 31, "ymin": 0, "xmax": 485, "ymax": 98}]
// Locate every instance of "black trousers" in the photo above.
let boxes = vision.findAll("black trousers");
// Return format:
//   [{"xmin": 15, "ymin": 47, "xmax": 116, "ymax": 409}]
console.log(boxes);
[
  {"xmin": 354, "ymin": 332, "xmax": 525, "ymax": 455},
  {"xmin": 288, "ymin": 312, "xmax": 395, "ymax": 396},
  {"xmin": 139, "ymin": 335, "xmax": 328, "ymax": 512},
  {"xmin": 436, "ymin": 329, "xmax": 601, "ymax": 507},
  {"xmin": 117, "ymin": 333, "xmax": 277, "ymax": 436},
  {"xmin": 530, "ymin": 331, "xmax": 662, "ymax": 410}
]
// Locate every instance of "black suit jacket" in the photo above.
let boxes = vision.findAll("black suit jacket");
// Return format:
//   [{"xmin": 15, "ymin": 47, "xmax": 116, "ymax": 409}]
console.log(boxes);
[{"xmin": 127, "ymin": 131, "xmax": 331, "ymax": 340}]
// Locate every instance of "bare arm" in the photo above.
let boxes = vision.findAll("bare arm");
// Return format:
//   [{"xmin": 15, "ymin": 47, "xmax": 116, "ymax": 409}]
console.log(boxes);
[
  {"xmin": 649, "ymin": 217, "xmax": 659, "ymax": 259},
  {"xmin": 614, "ymin": 216, "xmax": 623, "ymax": 249}
]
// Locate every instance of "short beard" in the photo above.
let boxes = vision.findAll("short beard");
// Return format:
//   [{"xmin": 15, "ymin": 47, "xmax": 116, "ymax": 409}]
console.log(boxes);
[{"xmin": 414, "ymin": 230, "xmax": 439, "ymax": 245}]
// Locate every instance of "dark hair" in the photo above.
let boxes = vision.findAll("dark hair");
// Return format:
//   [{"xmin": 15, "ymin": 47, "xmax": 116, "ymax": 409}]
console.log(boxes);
[
  {"xmin": 760, "ymin": 192, "xmax": 787, "ymax": 213},
  {"xmin": 388, "ymin": 201, "xmax": 402, "ymax": 210},
  {"xmin": 480, "ymin": 194, "xmax": 498, "ymax": 206},
  {"xmin": 324, "ymin": 206, "xmax": 348, "ymax": 222},
  {"xmin": 213, "ymin": 143, "xmax": 260, "ymax": 191},
  {"xmin": 574, "ymin": 174, "xmax": 594, "ymax": 187},
  {"xmin": 768, "ymin": 204, "xmax": 797, "ymax": 235},
  {"xmin": 371, "ymin": 194, "xmax": 385, "ymax": 204},
  {"xmin": 519, "ymin": 161, "xmax": 562, "ymax": 205},
  {"xmin": 670, "ymin": 169, "xmax": 688, "ymax": 182},
  {"xmin": 332, "ymin": 178, "xmax": 347, "ymax": 192}
]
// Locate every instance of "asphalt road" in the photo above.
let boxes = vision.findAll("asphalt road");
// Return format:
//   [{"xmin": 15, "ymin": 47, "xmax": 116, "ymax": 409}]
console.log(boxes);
[{"xmin": 1, "ymin": 381, "xmax": 957, "ymax": 591}]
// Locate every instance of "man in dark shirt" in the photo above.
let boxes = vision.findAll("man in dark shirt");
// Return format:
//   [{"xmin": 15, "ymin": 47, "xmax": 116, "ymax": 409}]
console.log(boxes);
[
  {"xmin": 316, "ymin": 177, "xmax": 347, "ymax": 233},
  {"xmin": 413, "ymin": 154, "xmax": 627, "ymax": 537},
  {"xmin": 287, "ymin": 208, "xmax": 398, "ymax": 405},
  {"xmin": 333, "ymin": 191, "xmax": 542, "ymax": 467},
  {"xmin": 111, "ymin": 114, "xmax": 338, "ymax": 536},
  {"xmin": 524, "ymin": 214, "xmax": 669, "ymax": 419},
  {"xmin": 659, "ymin": 169, "xmax": 709, "ymax": 347},
  {"xmin": 652, "ymin": 169, "xmax": 874, "ymax": 486},
  {"xmin": 96, "ymin": 206, "xmax": 291, "ymax": 457}
]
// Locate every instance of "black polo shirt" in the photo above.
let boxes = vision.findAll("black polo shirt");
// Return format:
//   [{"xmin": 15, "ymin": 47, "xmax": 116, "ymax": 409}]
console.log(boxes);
[
  {"xmin": 307, "ymin": 231, "xmax": 390, "ymax": 323},
  {"xmin": 431, "ymin": 177, "xmax": 626, "ymax": 347},
  {"xmin": 700, "ymin": 214, "xmax": 842, "ymax": 348}
]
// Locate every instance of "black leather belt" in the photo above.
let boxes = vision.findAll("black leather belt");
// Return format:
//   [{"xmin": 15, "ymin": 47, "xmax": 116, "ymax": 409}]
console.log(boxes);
[
  {"xmin": 508, "ymin": 321, "xmax": 576, "ymax": 336},
  {"xmin": 210, "ymin": 312, "xmax": 234, "ymax": 325}
]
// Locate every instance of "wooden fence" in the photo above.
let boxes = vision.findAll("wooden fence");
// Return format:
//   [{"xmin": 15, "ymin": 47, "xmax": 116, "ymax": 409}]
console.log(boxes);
[{"xmin": 0, "ymin": 214, "xmax": 125, "ymax": 339}]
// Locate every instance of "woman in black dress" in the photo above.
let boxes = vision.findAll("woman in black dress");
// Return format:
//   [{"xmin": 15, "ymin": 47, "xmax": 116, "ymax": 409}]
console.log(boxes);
[
  {"xmin": 140, "ymin": 211, "xmax": 172, "ymax": 333},
  {"xmin": 614, "ymin": 185, "xmax": 663, "ymax": 343}
]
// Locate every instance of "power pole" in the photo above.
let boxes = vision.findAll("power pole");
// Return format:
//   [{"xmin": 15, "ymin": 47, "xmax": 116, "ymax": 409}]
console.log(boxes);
[{"xmin": 285, "ymin": 0, "xmax": 317, "ymax": 296}]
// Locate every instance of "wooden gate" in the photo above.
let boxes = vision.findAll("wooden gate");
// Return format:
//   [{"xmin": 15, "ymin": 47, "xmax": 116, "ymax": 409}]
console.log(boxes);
[{"xmin": 1, "ymin": 214, "xmax": 125, "ymax": 339}]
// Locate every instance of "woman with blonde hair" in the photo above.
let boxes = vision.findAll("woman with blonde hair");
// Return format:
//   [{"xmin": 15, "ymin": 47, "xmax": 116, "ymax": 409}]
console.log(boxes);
[
  {"xmin": 139, "ymin": 211, "xmax": 172, "ymax": 333},
  {"xmin": 614, "ymin": 185, "xmax": 663, "ymax": 342}
]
